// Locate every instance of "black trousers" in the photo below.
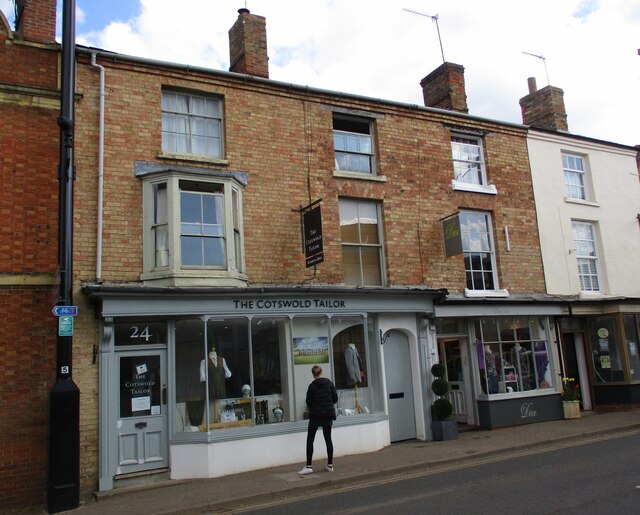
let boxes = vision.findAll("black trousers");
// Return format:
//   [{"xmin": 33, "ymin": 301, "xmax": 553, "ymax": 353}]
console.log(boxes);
[{"xmin": 306, "ymin": 417, "xmax": 333, "ymax": 466}]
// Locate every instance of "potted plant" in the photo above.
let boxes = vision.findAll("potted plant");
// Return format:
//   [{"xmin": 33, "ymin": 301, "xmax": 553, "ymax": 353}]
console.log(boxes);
[
  {"xmin": 430, "ymin": 363, "xmax": 458, "ymax": 440},
  {"xmin": 561, "ymin": 377, "xmax": 581, "ymax": 419}
]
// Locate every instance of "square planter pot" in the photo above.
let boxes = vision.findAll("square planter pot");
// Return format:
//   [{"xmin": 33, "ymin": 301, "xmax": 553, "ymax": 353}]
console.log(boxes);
[
  {"xmin": 563, "ymin": 400, "xmax": 581, "ymax": 419},
  {"xmin": 431, "ymin": 419, "xmax": 458, "ymax": 441}
]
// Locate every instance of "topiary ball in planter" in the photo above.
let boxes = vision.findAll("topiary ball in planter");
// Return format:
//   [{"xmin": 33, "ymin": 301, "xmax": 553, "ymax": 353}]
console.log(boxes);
[
  {"xmin": 431, "ymin": 377, "xmax": 450, "ymax": 397},
  {"xmin": 430, "ymin": 363, "xmax": 446, "ymax": 379},
  {"xmin": 429, "ymin": 362, "xmax": 458, "ymax": 441},
  {"xmin": 432, "ymin": 397, "xmax": 453, "ymax": 421}
]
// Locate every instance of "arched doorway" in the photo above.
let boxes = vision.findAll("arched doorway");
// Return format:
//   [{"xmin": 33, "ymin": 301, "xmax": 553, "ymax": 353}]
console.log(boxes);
[{"xmin": 384, "ymin": 330, "xmax": 416, "ymax": 441}]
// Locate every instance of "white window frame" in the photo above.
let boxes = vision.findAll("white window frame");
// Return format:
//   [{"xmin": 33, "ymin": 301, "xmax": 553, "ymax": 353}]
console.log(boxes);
[
  {"xmin": 333, "ymin": 116, "xmax": 375, "ymax": 175},
  {"xmin": 562, "ymin": 153, "xmax": 588, "ymax": 201},
  {"xmin": 161, "ymin": 90, "xmax": 224, "ymax": 159},
  {"xmin": 339, "ymin": 198, "xmax": 385, "ymax": 286},
  {"xmin": 572, "ymin": 221, "xmax": 601, "ymax": 292},
  {"xmin": 140, "ymin": 169, "xmax": 247, "ymax": 287},
  {"xmin": 451, "ymin": 134, "xmax": 496, "ymax": 195},
  {"xmin": 460, "ymin": 211, "xmax": 508, "ymax": 297}
]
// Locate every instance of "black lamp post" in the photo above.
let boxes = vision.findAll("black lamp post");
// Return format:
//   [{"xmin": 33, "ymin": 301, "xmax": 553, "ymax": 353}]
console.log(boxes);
[{"xmin": 48, "ymin": 0, "xmax": 80, "ymax": 512}]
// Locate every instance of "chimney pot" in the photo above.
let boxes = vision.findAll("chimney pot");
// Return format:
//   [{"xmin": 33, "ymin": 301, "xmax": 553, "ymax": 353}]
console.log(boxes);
[
  {"xmin": 14, "ymin": 0, "xmax": 56, "ymax": 43},
  {"xmin": 519, "ymin": 83, "xmax": 568, "ymax": 132},
  {"xmin": 229, "ymin": 9, "xmax": 269, "ymax": 78},
  {"xmin": 527, "ymin": 77, "xmax": 537, "ymax": 94},
  {"xmin": 420, "ymin": 62, "xmax": 469, "ymax": 113}
]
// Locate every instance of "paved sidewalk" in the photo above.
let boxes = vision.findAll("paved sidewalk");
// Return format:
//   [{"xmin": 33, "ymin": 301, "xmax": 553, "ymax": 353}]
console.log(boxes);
[{"xmin": 66, "ymin": 410, "xmax": 640, "ymax": 514}]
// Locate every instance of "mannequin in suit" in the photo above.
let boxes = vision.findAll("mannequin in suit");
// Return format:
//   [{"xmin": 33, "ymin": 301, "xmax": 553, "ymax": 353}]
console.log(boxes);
[
  {"xmin": 200, "ymin": 348, "xmax": 232, "ymax": 423},
  {"xmin": 345, "ymin": 343, "xmax": 363, "ymax": 386}
]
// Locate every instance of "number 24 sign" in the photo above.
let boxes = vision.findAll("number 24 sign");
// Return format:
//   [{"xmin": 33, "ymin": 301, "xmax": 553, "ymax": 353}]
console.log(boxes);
[{"xmin": 114, "ymin": 321, "xmax": 166, "ymax": 345}]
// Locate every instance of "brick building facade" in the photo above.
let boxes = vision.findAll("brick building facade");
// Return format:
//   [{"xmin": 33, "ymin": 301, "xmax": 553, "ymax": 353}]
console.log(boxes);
[
  {"xmin": 7, "ymin": 1, "xmax": 632, "ymax": 510},
  {"xmin": 0, "ymin": 2, "xmax": 59, "ymax": 511}
]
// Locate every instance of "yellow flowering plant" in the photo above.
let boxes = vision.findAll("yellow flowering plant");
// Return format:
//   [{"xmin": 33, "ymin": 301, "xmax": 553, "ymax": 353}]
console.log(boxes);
[{"xmin": 562, "ymin": 377, "xmax": 581, "ymax": 402}]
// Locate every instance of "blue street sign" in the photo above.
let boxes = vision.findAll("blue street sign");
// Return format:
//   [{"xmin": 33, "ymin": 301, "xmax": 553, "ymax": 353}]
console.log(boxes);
[
  {"xmin": 52, "ymin": 305, "xmax": 78, "ymax": 317},
  {"xmin": 58, "ymin": 316, "xmax": 74, "ymax": 337}
]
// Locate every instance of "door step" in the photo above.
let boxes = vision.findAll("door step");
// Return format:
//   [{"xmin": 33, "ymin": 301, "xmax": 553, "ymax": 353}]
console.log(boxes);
[{"xmin": 113, "ymin": 467, "xmax": 170, "ymax": 490}]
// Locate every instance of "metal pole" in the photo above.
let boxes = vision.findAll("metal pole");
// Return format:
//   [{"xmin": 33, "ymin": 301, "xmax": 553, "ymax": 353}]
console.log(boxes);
[{"xmin": 48, "ymin": 0, "xmax": 80, "ymax": 511}]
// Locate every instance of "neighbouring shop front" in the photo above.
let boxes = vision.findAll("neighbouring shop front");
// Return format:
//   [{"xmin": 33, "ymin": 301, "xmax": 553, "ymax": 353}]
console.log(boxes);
[
  {"xmin": 434, "ymin": 300, "xmax": 565, "ymax": 429},
  {"xmin": 86, "ymin": 285, "xmax": 444, "ymax": 490},
  {"xmin": 558, "ymin": 301, "xmax": 640, "ymax": 409}
]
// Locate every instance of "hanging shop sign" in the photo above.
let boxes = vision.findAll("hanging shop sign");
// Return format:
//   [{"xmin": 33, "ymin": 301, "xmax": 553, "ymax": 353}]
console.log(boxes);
[
  {"xmin": 302, "ymin": 201, "xmax": 324, "ymax": 267},
  {"xmin": 442, "ymin": 212, "xmax": 463, "ymax": 257}
]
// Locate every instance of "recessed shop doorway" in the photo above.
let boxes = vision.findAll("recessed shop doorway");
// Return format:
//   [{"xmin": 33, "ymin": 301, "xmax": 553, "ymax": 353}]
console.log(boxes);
[
  {"xmin": 438, "ymin": 338, "xmax": 472, "ymax": 424},
  {"xmin": 111, "ymin": 349, "xmax": 169, "ymax": 478},
  {"xmin": 384, "ymin": 330, "xmax": 416, "ymax": 442},
  {"xmin": 561, "ymin": 332, "xmax": 592, "ymax": 411}
]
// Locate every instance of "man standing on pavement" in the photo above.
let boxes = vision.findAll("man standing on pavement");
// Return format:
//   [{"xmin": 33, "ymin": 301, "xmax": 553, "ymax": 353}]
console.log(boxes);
[{"xmin": 299, "ymin": 365, "xmax": 338, "ymax": 475}]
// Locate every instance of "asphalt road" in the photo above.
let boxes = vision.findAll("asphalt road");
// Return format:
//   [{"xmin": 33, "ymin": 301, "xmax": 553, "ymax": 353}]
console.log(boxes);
[{"xmin": 237, "ymin": 432, "xmax": 640, "ymax": 514}]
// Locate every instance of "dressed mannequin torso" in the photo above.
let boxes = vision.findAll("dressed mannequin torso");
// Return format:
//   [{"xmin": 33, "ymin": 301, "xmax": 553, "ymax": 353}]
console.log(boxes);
[
  {"xmin": 200, "ymin": 351, "xmax": 232, "ymax": 399},
  {"xmin": 345, "ymin": 343, "xmax": 362, "ymax": 386}
]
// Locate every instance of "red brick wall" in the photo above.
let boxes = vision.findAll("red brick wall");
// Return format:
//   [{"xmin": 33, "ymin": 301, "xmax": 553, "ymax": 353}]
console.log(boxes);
[
  {"xmin": 0, "ymin": 286, "xmax": 57, "ymax": 512},
  {"xmin": 0, "ymin": 25, "xmax": 60, "ymax": 511},
  {"xmin": 14, "ymin": 0, "xmax": 57, "ymax": 44}
]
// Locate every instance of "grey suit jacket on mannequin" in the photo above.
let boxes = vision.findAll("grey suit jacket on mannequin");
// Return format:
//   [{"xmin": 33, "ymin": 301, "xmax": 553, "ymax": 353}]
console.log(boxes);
[{"xmin": 345, "ymin": 344, "xmax": 362, "ymax": 386}]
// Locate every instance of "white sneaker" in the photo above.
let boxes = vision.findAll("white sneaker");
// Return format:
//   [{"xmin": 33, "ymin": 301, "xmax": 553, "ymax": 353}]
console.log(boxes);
[
  {"xmin": 298, "ymin": 466, "xmax": 313, "ymax": 475},
  {"xmin": 326, "ymin": 464, "xmax": 334, "ymax": 472}
]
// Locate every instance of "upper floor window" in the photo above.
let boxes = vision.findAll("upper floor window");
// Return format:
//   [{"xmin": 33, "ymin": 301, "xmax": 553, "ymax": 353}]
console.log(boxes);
[
  {"xmin": 339, "ymin": 198, "xmax": 384, "ymax": 286},
  {"xmin": 451, "ymin": 135, "xmax": 496, "ymax": 194},
  {"xmin": 572, "ymin": 221, "xmax": 600, "ymax": 292},
  {"xmin": 333, "ymin": 116, "xmax": 374, "ymax": 174},
  {"xmin": 562, "ymin": 153, "xmax": 587, "ymax": 200},
  {"xmin": 162, "ymin": 90, "xmax": 223, "ymax": 158},
  {"xmin": 139, "ymin": 165, "xmax": 246, "ymax": 287},
  {"xmin": 460, "ymin": 211, "xmax": 502, "ymax": 294}
]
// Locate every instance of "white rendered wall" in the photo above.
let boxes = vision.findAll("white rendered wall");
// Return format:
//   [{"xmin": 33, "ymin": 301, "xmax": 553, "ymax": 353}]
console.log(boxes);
[
  {"xmin": 527, "ymin": 131, "xmax": 640, "ymax": 297},
  {"xmin": 170, "ymin": 420, "xmax": 390, "ymax": 479}
]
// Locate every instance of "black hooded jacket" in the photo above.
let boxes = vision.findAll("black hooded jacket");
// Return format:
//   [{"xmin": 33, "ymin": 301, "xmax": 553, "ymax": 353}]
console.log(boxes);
[{"xmin": 306, "ymin": 377, "xmax": 338, "ymax": 420}]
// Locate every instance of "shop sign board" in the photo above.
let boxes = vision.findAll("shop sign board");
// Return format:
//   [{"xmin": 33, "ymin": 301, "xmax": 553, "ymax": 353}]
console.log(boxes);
[
  {"xmin": 442, "ymin": 214, "xmax": 463, "ymax": 257},
  {"xmin": 303, "ymin": 204, "xmax": 324, "ymax": 267}
]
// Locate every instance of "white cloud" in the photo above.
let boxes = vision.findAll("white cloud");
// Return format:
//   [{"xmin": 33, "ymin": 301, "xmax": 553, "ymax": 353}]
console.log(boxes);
[{"xmin": 73, "ymin": 0, "xmax": 640, "ymax": 146}]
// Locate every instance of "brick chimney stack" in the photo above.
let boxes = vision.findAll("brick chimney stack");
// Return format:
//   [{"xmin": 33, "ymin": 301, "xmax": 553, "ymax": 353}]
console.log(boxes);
[
  {"xmin": 519, "ymin": 77, "xmax": 568, "ymax": 132},
  {"xmin": 14, "ymin": 0, "xmax": 56, "ymax": 43},
  {"xmin": 420, "ymin": 62, "xmax": 469, "ymax": 114},
  {"xmin": 228, "ymin": 8, "xmax": 269, "ymax": 79}
]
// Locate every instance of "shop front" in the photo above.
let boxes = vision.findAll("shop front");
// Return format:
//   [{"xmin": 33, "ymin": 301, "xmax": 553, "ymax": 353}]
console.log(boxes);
[
  {"xmin": 434, "ymin": 300, "xmax": 565, "ymax": 429},
  {"xmin": 559, "ymin": 302, "xmax": 640, "ymax": 410},
  {"xmin": 86, "ymin": 285, "xmax": 444, "ymax": 490}
]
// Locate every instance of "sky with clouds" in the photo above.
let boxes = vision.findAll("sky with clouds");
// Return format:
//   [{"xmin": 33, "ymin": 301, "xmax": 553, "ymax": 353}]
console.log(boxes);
[{"xmin": 2, "ymin": 0, "xmax": 638, "ymax": 146}]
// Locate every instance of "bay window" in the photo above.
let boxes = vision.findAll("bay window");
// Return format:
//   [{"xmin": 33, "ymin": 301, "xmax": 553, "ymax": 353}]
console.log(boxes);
[{"xmin": 139, "ymin": 165, "xmax": 247, "ymax": 286}]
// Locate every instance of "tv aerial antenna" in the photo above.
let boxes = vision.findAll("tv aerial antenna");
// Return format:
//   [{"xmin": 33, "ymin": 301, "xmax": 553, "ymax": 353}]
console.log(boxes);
[
  {"xmin": 522, "ymin": 51, "xmax": 550, "ymax": 85},
  {"xmin": 403, "ymin": 8, "xmax": 445, "ymax": 64}
]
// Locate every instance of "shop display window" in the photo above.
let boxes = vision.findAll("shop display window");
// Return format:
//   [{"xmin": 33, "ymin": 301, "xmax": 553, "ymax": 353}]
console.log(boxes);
[
  {"xmin": 475, "ymin": 317, "xmax": 553, "ymax": 396},
  {"xmin": 588, "ymin": 316, "xmax": 624, "ymax": 383},
  {"xmin": 292, "ymin": 316, "xmax": 331, "ymax": 420},
  {"xmin": 173, "ymin": 313, "xmax": 377, "ymax": 436},
  {"xmin": 331, "ymin": 315, "xmax": 371, "ymax": 416},
  {"xmin": 622, "ymin": 315, "xmax": 640, "ymax": 381}
]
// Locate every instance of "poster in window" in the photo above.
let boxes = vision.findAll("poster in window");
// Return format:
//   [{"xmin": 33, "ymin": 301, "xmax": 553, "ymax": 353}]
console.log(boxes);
[
  {"xmin": 119, "ymin": 355, "xmax": 161, "ymax": 418},
  {"xmin": 600, "ymin": 355, "xmax": 611, "ymax": 369},
  {"xmin": 293, "ymin": 337, "xmax": 329, "ymax": 365}
]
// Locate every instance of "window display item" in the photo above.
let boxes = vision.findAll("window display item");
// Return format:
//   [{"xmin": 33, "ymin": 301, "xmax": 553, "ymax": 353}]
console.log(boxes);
[
  {"xmin": 345, "ymin": 343, "xmax": 363, "ymax": 386},
  {"xmin": 272, "ymin": 405, "xmax": 284, "ymax": 422},
  {"xmin": 199, "ymin": 350, "xmax": 232, "ymax": 399},
  {"xmin": 241, "ymin": 384, "xmax": 251, "ymax": 398}
]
